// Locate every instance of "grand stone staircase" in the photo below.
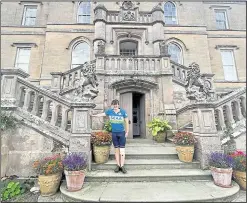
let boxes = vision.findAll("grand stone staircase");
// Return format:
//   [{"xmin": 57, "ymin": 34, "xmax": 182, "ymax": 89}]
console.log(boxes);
[{"xmin": 60, "ymin": 139, "xmax": 240, "ymax": 202}]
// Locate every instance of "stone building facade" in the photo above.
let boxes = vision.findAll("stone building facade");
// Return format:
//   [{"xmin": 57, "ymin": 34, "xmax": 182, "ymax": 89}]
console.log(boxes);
[{"xmin": 1, "ymin": 1, "xmax": 246, "ymax": 139}]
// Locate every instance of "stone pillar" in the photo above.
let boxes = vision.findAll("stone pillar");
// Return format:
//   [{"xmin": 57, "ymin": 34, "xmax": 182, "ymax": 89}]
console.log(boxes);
[
  {"xmin": 216, "ymin": 107, "xmax": 226, "ymax": 130},
  {"xmin": 226, "ymin": 103, "xmax": 235, "ymax": 125},
  {"xmin": 1, "ymin": 69, "xmax": 29, "ymax": 108},
  {"xmin": 151, "ymin": 5, "xmax": 164, "ymax": 55},
  {"xmin": 69, "ymin": 103, "xmax": 96, "ymax": 171},
  {"xmin": 31, "ymin": 93, "xmax": 39, "ymax": 115},
  {"xmin": 234, "ymin": 100, "xmax": 243, "ymax": 121},
  {"xmin": 93, "ymin": 4, "xmax": 107, "ymax": 55},
  {"xmin": 192, "ymin": 106, "xmax": 222, "ymax": 169},
  {"xmin": 50, "ymin": 72, "xmax": 63, "ymax": 92}
]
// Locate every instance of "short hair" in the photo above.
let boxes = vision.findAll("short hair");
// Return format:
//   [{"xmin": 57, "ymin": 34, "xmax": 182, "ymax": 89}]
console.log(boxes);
[{"xmin": 111, "ymin": 99, "xmax": 119, "ymax": 105}]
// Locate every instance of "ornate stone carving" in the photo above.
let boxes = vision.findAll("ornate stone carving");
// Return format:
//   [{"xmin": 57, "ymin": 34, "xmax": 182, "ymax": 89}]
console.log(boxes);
[
  {"xmin": 64, "ymin": 63, "xmax": 99, "ymax": 102},
  {"xmin": 97, "ymin": 40, "xmax": 105, "ymax": 55},
  {"xmin": 70, "ymin": 137, "xmax": 89, "ymax": 150},
  {"xmin": 123, "ymin": 10, "xmax": 135, "ymax": 21},
  {"xmin": 122, "ymin": 1, "xmax": 134, "ymax": 9},
  {"xmin": 185, "ymin": 62, "xmax": 214, "ymax": 102},
  {"xmin": 159, "ymin": 41, "xmax": 168, "ymax": 55}
]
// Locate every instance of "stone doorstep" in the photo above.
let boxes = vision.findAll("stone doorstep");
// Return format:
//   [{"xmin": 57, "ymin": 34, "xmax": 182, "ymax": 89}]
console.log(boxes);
[
  {"xmin": 84, "ymin": 168, "xmax": 212, "ymax": 182},
  {"xmin": 92, "ymin": 159, "xmax": 200, "ymax": 170},
  {"xmin": 60, "ymin": 181, "xmax": 240, "ymax": 202}
]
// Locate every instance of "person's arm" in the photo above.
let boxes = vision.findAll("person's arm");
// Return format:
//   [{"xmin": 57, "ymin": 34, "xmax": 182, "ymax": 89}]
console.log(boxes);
[
  {"xmin": 125, "ymin": 117, "xmax": 129, "ymax": 136},
  {"xmin": 91, "ymin": 112, "xmax": 106, "ymax": 117}
]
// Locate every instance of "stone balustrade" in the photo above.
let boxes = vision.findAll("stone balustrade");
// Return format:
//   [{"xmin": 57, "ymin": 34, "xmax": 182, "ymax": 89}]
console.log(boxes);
[
  {"xmin": 177, "ymin": 87, "xmax": 246, "ymax": 131},
  {"xmin": 103, "ymin": 55, "xmax": 164, "ymax": 73},
  {"xmin": 50, "ymin": 60, "xmax": 96, "ymax": 91},
  {"xmin": 170, "ymin": 61, "xmax": 190, "ymax": 84},
  {"xmin": 1, "ymin": 69, "xmax": 96, "ymax": 169}
]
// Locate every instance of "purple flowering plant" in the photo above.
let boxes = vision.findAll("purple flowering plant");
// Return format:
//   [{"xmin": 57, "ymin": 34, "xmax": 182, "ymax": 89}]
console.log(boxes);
[
  {"xmin": 209, "ymin": 152, "xmax": 235, "ymax": 169},
  {"xmin": 62, "ymin": 152, "xmax": 88, "ymax": 171}
]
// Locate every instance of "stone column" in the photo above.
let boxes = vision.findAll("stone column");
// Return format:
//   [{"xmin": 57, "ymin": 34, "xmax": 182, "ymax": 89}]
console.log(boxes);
[
  {"xmin": 151, "ymin": 5, "xmax": 164, "ymax": 55},
  {"xmin": 93, "ymin": 4, "xmax": 107, "ymax": 55},
  {"xmin": 1, "ymin": 69, "xmax": 29, "ymax": 108},
  {"xmin": 226, "ymin": 103, "xmax": 235, "ymax": 125},
  {"xmin": 31, "ymin": 93, "xmax": 39, "ymax": 115},
  {"xmin": 50, "ymin": 72, "xmax": 63, "ymax": 92},
  {"xmin": 234, "ymin": 99, "xmax": 243, "ymax": 121},
  {"xmin": 216, "ymin": 107, "xmax": 226, "ymax": 130},
  {"xmin": 192, "ymin": 105, "xmax": 222, "ymax": 169},
  {"xmin": 69, "ymin": 103, "xmax": 96, "ymax": 171}
]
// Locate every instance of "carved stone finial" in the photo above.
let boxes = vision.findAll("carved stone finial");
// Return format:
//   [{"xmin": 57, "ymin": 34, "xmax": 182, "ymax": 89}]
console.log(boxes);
[
  {"xmin": 122, "ymin": 1, "xmax": 134, "ymax": 9},
  {"xmin": 185, "ymin": 62, "xmax": 214, "ymax": 102}
]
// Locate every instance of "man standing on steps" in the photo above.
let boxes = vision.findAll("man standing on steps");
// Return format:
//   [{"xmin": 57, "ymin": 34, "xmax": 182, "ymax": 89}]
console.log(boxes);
[{"xmin": 91, "ymin": 99, "xmax": 129, "ymax": 174}]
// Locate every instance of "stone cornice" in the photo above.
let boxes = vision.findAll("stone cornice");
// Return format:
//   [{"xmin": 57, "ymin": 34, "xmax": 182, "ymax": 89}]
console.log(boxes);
[{"xmin": 11, "ymin": 43, "xmax": 37, "ymax": 47}]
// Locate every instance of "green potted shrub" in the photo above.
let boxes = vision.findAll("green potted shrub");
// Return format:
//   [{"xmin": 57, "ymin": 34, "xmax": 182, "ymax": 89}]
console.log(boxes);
[{"xmin": 147, "ymin": 118, "xmax": 172, "ymax": 143}]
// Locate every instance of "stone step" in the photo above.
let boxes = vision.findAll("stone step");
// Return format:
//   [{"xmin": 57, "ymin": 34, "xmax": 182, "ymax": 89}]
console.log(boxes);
[
  {"xmin": 92, "ymin": 159, "xmax": 200, "ymax": 170},
  {"xmin": 85, "ymin": 169, "xmax": 212, "ymax": 182},
  {"xmin": 60, "ymin": 181, "xmax": 240, "ymax": 202}
]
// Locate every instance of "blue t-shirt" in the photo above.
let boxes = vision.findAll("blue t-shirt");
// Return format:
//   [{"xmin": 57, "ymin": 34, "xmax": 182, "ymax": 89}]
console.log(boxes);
[{"xmin": 105, "ymin": 108, "xmax": 128, "ymax": 132}]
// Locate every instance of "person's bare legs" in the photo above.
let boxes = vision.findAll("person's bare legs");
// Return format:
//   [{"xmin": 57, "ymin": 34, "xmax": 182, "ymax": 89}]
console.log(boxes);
[
  {"xmin": 114, "ymin": 148, "xmax": 120, "ymax": 166},
  {"xmin": 120, "ymin": 148, "xmax": 125, "ymax": 167}
]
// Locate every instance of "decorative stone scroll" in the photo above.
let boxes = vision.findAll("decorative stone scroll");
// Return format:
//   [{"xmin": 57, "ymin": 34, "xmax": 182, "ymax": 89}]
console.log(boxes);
[{"xmin": 185, "ymin": 62, "xmax": 214, "ymax": 102}]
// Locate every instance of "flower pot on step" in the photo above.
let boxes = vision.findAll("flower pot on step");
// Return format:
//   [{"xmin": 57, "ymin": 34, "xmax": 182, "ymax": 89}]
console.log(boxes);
[
  {"xmin": 38, "ymin": 173, "xmax": 62, "ymax": 196},
  {"xmin": 175, "ymin": 145, "xmax": 194, "ymax": 162},
  {"xmin": 93, "ymin": 145, "xmax": 111, "ymax": 164},
  {"xmin": 233, "ymin": 170, "xmax": 246, "ymax": 190},
  {"xmin": 154, "ymin": 132, "xmax": 166, "ymax": 143},
  {"xmin": 64, "ymin": 170, "xmax": 86, "ymax": 191},
  {"xmin": 210, "ymin": 167, "xmax": 233, "ymax": 188}
]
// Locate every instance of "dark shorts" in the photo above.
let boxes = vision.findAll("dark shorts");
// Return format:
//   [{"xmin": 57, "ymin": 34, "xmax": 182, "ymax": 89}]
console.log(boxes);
[{"xmin": 112, "ymin": 131, "xmax": 126, "ymax": 148}]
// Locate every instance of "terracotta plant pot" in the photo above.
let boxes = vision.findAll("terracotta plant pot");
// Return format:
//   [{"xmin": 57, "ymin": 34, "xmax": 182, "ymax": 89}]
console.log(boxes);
[
  {"xmin": 233, "ymin": 170, "xmax": 246, "ymax": 190},
  {"xmin": 93, "ymin": 145, "xmax": 111, "ymax": 164},
  {"xmin": 210, "ymin": 167, "xmax": 233, "ymax": 188},
  {"xmin": 176, "ymin": 145, "xmax": 194, "ymax": 162},
  {"xmin": 154, "ymin": 132, "xmax": 166, "ymax": 143},
  {"xmin": 38, "ymin": 173, "xmax": 62, "ymax": 196},
  {"xmin": 64, "ymin": 170, "xmax": 86, "ymax": 191}
]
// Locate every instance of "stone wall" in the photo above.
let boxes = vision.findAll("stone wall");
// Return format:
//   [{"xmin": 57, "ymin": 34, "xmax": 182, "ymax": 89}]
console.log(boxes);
[{"xmin": 1, "ymin": 124, "xmax": 68, "ymax": 177}]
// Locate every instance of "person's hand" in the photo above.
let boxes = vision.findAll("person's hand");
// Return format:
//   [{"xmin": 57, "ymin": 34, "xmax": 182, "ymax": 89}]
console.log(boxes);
[{"xmin": 125, "ymin": 131, "xmax": 128, "ymax": 137}]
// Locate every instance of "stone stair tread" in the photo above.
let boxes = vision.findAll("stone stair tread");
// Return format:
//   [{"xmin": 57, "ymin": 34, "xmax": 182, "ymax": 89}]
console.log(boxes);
[
  {"xmin": 110, "ymin": 146, "xmax": 177, "ymax": 155},
  {"xmin": 60, "ymin": 181, "xmax": 239, "ymax": 202},
  {"xmin": 86, "ymin": 168, "xmax": 211, "ymax": 177},
  {"xmin": 92, "ymin": 159, "xmax": 200, "ymax": 165}
]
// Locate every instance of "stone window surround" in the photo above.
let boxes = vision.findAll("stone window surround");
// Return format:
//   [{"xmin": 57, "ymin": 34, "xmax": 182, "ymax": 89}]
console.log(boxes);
[
  {"xmin": 66, "ymin": 37, "xmax": 92, "ymax": 69},
  {"xmin": 218, "ymin": 48, "xmax": 239, "ymax": 82},
  {"xmin": 210, "ymin": 6, "xmax": 230, "ymax": 30},
  {"xmin": 73, "ymin": 1, "xmax": 93, "ymax": 25},
  {"xmin": 163, "ymin": 1, "xmax": 179, "ymax": 25},
  {"xmin": 14, "ymin": 47, "xmax": 31, "ymax": 73}
]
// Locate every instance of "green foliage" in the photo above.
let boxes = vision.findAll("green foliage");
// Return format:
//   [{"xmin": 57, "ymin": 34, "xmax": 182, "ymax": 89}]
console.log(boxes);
[
  {"xmin": 0, "ymin": 111, "xmax": 17, "ymax": 131},
  {"xmin": 103, "ymin": 121, "xmax": 112, "ymax": 132},
  {"xmin": 147, "ymin": 118, "xmax": 172, "ymax": 136},
  {"xmin": 0, "ymin": 179, "xmax": 34, "ymax": 201}
]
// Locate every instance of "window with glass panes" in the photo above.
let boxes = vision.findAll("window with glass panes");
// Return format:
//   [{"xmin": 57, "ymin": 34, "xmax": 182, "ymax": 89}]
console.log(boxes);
[
  {"xmin": 164, "ymin": 2, "xmax": 177, "ymax": 24},
  {"xmin": 77, "ymin": 1, "xmax": 91, "ymax": 23},
  {"xmin": 15, "ymin": 48, "xmax": 31, "ymax": 73},
  {"xmin": 71, "ymin": 42, "xmax": 90, "ymax": 69},
  {"xmin": 215, "ymin": 10, "xmax": 228, "ymax": 29},
  {"xmin": 22, "ymin": 6, "xmax": 37, "ymax": 26},
  {"xmin": 220, "ymin": 50, "xmax": 238, "ymax": 81},
  {"xmin": 168, "ymin": 43, "xmax": 182, "ymax": 64},
  {"xmin": 120, "ymin": 41, "xmax": 137, "ymax": 56}
]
